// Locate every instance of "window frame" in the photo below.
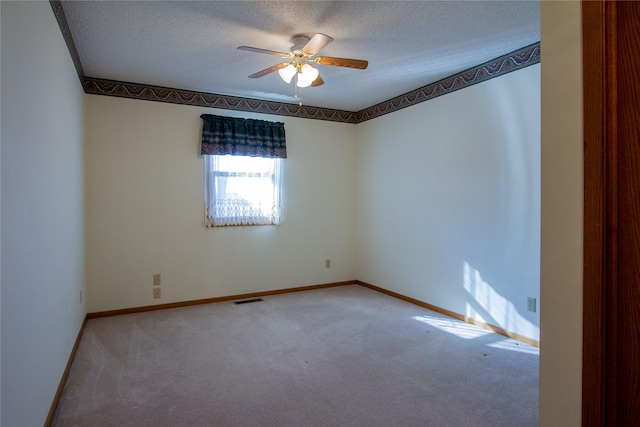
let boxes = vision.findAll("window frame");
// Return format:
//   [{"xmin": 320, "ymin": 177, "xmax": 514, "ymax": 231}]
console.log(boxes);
[{"xmin": 204, "ymin": 154, "xmax": 283, "ymax": 227}]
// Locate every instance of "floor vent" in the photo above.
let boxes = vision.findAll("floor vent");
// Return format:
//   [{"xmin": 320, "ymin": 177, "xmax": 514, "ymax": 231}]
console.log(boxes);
[{"xmin": 233, "ymin": 298, "xmax": 263, "ymax": 305}]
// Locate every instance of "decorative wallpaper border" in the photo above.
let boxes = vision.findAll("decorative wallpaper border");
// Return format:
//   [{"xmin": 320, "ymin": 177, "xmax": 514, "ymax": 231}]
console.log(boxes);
[
  {"xmin": 51, "ymin": 1, "xmax": 539, "ymax": 124},
  {"xmin": 355, "ymin": 42, "xmax": 540, "ymax": 123},
  {"xmin": 50, "ymin": 1, "xmax": 84, "ymax": 82},
  {"xmin": 82, "ymin": 79, "xmax": 359, "ymax": 124}
]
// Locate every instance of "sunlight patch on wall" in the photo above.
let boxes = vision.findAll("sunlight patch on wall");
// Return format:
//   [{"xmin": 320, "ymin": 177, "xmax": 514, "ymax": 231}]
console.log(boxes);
[{"xmin": 463, "ymin": 261, "xmax": 539, "ymax": 340}]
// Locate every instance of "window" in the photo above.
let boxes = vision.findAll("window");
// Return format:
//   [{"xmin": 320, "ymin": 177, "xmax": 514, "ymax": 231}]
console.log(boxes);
[
  {"xmin": 200, "ymin": 114, "xmax": 286, "ymax": 227},
  {"xmin": 204, "ymin": 154, "xmax": 283, "ymax": 227}
]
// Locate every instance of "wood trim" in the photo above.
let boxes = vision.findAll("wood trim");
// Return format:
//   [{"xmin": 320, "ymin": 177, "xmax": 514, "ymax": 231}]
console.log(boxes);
[
  {"xmin": 87, "ymin": 281, "xmax": 356, "ymax": 318},
  {"xmin": 355, "ymin": 280, "xmax": 539, "ymax": 348},
  {"xmin": 51, "ymin": 278, "xmax": 539, "ymax": 423},
  {"xmin": 86, "ymin": 279, "xmax": 540, "ymax": 349},
  {"xmin": 583, "ymin": 1, "xmax": 640, "ymax": 424},
  {"xmin": 44, "ymin": 315, "xmax": 88, "ymax": 427},
  {"xmin": 582, "ymin": 2, "xmax": 611, "ymax": 425},
  {"xmin": 612, "ymin": 3, "xmax": 640, "ymax": 421}
]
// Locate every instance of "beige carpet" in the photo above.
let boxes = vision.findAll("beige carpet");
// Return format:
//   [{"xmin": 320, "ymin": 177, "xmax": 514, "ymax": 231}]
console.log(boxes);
[{"xmin": 52, "ymin": 285, "xmax": 538, "ymax": 426}]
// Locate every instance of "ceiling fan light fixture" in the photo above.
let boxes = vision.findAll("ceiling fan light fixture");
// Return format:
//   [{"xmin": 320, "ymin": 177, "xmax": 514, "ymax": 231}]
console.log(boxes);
[
  {"xmin": 240, "ymin": 33, "xmax": 364, "ymax": 95},
  {"xmin": 278, "ymin": 64, "xmax": 296, "ymax": 83},
  {"xmin": 296, "ymin": 64, "xmax": 319, "ymax": 88}
]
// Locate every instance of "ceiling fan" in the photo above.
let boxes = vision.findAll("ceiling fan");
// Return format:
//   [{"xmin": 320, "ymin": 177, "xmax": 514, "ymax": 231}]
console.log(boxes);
[{"xmin": 237, "ymin": 33, "xmax": 368, "ymax": 89}]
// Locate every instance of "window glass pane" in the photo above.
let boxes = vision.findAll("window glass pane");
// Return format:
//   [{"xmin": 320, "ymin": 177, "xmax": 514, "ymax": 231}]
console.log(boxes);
[{"xmin": 204, "ymin": 155, "xmax": 282, "ymax": 227}]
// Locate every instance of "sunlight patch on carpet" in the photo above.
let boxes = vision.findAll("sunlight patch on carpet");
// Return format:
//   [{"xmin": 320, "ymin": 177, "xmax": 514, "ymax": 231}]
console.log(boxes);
[{"xmin": 413, "ymin": 315, "xmax": 492, "ymax": 339}]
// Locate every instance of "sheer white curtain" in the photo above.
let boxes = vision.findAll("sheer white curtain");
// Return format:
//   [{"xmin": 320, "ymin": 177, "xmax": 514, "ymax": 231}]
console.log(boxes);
[{"xmin": 204, "ymin": 155, "xmax": 283, "ymax": 227}]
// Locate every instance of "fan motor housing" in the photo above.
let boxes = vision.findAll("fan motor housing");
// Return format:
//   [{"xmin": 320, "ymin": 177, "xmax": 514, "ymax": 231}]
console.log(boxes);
[{"xmin": 290, "ymin": 35, "xmax": 310, "ymax": 54}]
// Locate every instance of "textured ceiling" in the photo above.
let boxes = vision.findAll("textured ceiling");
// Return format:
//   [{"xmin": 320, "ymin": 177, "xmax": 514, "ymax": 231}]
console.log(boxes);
[{"xmin": 60, "ymin": 1, "xmax": 540, "ymax": 112}]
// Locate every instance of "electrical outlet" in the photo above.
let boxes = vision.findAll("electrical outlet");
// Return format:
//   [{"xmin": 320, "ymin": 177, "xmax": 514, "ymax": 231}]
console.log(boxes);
[
  {"xmin": 325, "ymin": 259, "xmax": 331, "ymax": 268},
  {"xmin": 153, "ymin": 288, "xmax": 161, "ymax": 299},
  {"xmin": 153, "ymin": 274, "xmax": 161, "ymax": 286},
  {"xmin": 527, "ymin": 297, "xmax": 537, "ymax": 313}
]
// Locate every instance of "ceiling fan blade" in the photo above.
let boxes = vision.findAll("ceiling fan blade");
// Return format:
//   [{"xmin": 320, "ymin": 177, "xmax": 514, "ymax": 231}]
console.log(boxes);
[
  {"xmin": 237, "ymin": 46, "xmax": 291, "ymax": 58},
  {"xmin": 315, "ymin": 56, "xmax": 368, "ymax": 69},
  {"xmin": 311, "ymin": 75, "xmax": 324, "ymax": 87},
  {"xmin": 248, "ymin": 62, "xmax": 290, "ymax": 79},
  {"xmin": 302, "ymin": 33, "xmax": 333, "ymax": 56}
]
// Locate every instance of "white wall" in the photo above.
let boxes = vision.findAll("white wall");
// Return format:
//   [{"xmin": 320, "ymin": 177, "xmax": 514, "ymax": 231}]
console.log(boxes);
[
  {"xmin": 84, "ymin": 95, "xmax": 356, "ymax": 312},
  {"xmin": 539, "ymin": 1, "xmax": 583, "ymax": 425},
  {"xmin": 1, "ymin": 2, "xmax": 86, "ymax": 425},
  {"xmin": 355, "ymin": 65, "xmax": 541, "ymax": 341}
]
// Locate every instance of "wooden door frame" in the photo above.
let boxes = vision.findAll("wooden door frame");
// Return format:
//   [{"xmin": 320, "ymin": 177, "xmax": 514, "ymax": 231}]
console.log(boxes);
[
  {"xmin": 582, "ymin": 1, "xmax": 610, "ymax": 425},
  {"xmin": 582, "ymin": 0, "xmax": 640, "ymax": 424}
]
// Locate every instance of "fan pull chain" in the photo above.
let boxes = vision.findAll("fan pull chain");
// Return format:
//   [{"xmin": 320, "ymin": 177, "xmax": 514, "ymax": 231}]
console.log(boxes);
[{"xmin": 294, "ymin": 74, "xmax": 302, "ymax": 106}]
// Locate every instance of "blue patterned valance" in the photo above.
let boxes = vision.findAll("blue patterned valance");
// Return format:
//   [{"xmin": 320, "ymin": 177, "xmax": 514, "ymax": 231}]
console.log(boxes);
[{"xmin": 200, "ymin": 114, "xmax": 287, "ymax": 158}]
